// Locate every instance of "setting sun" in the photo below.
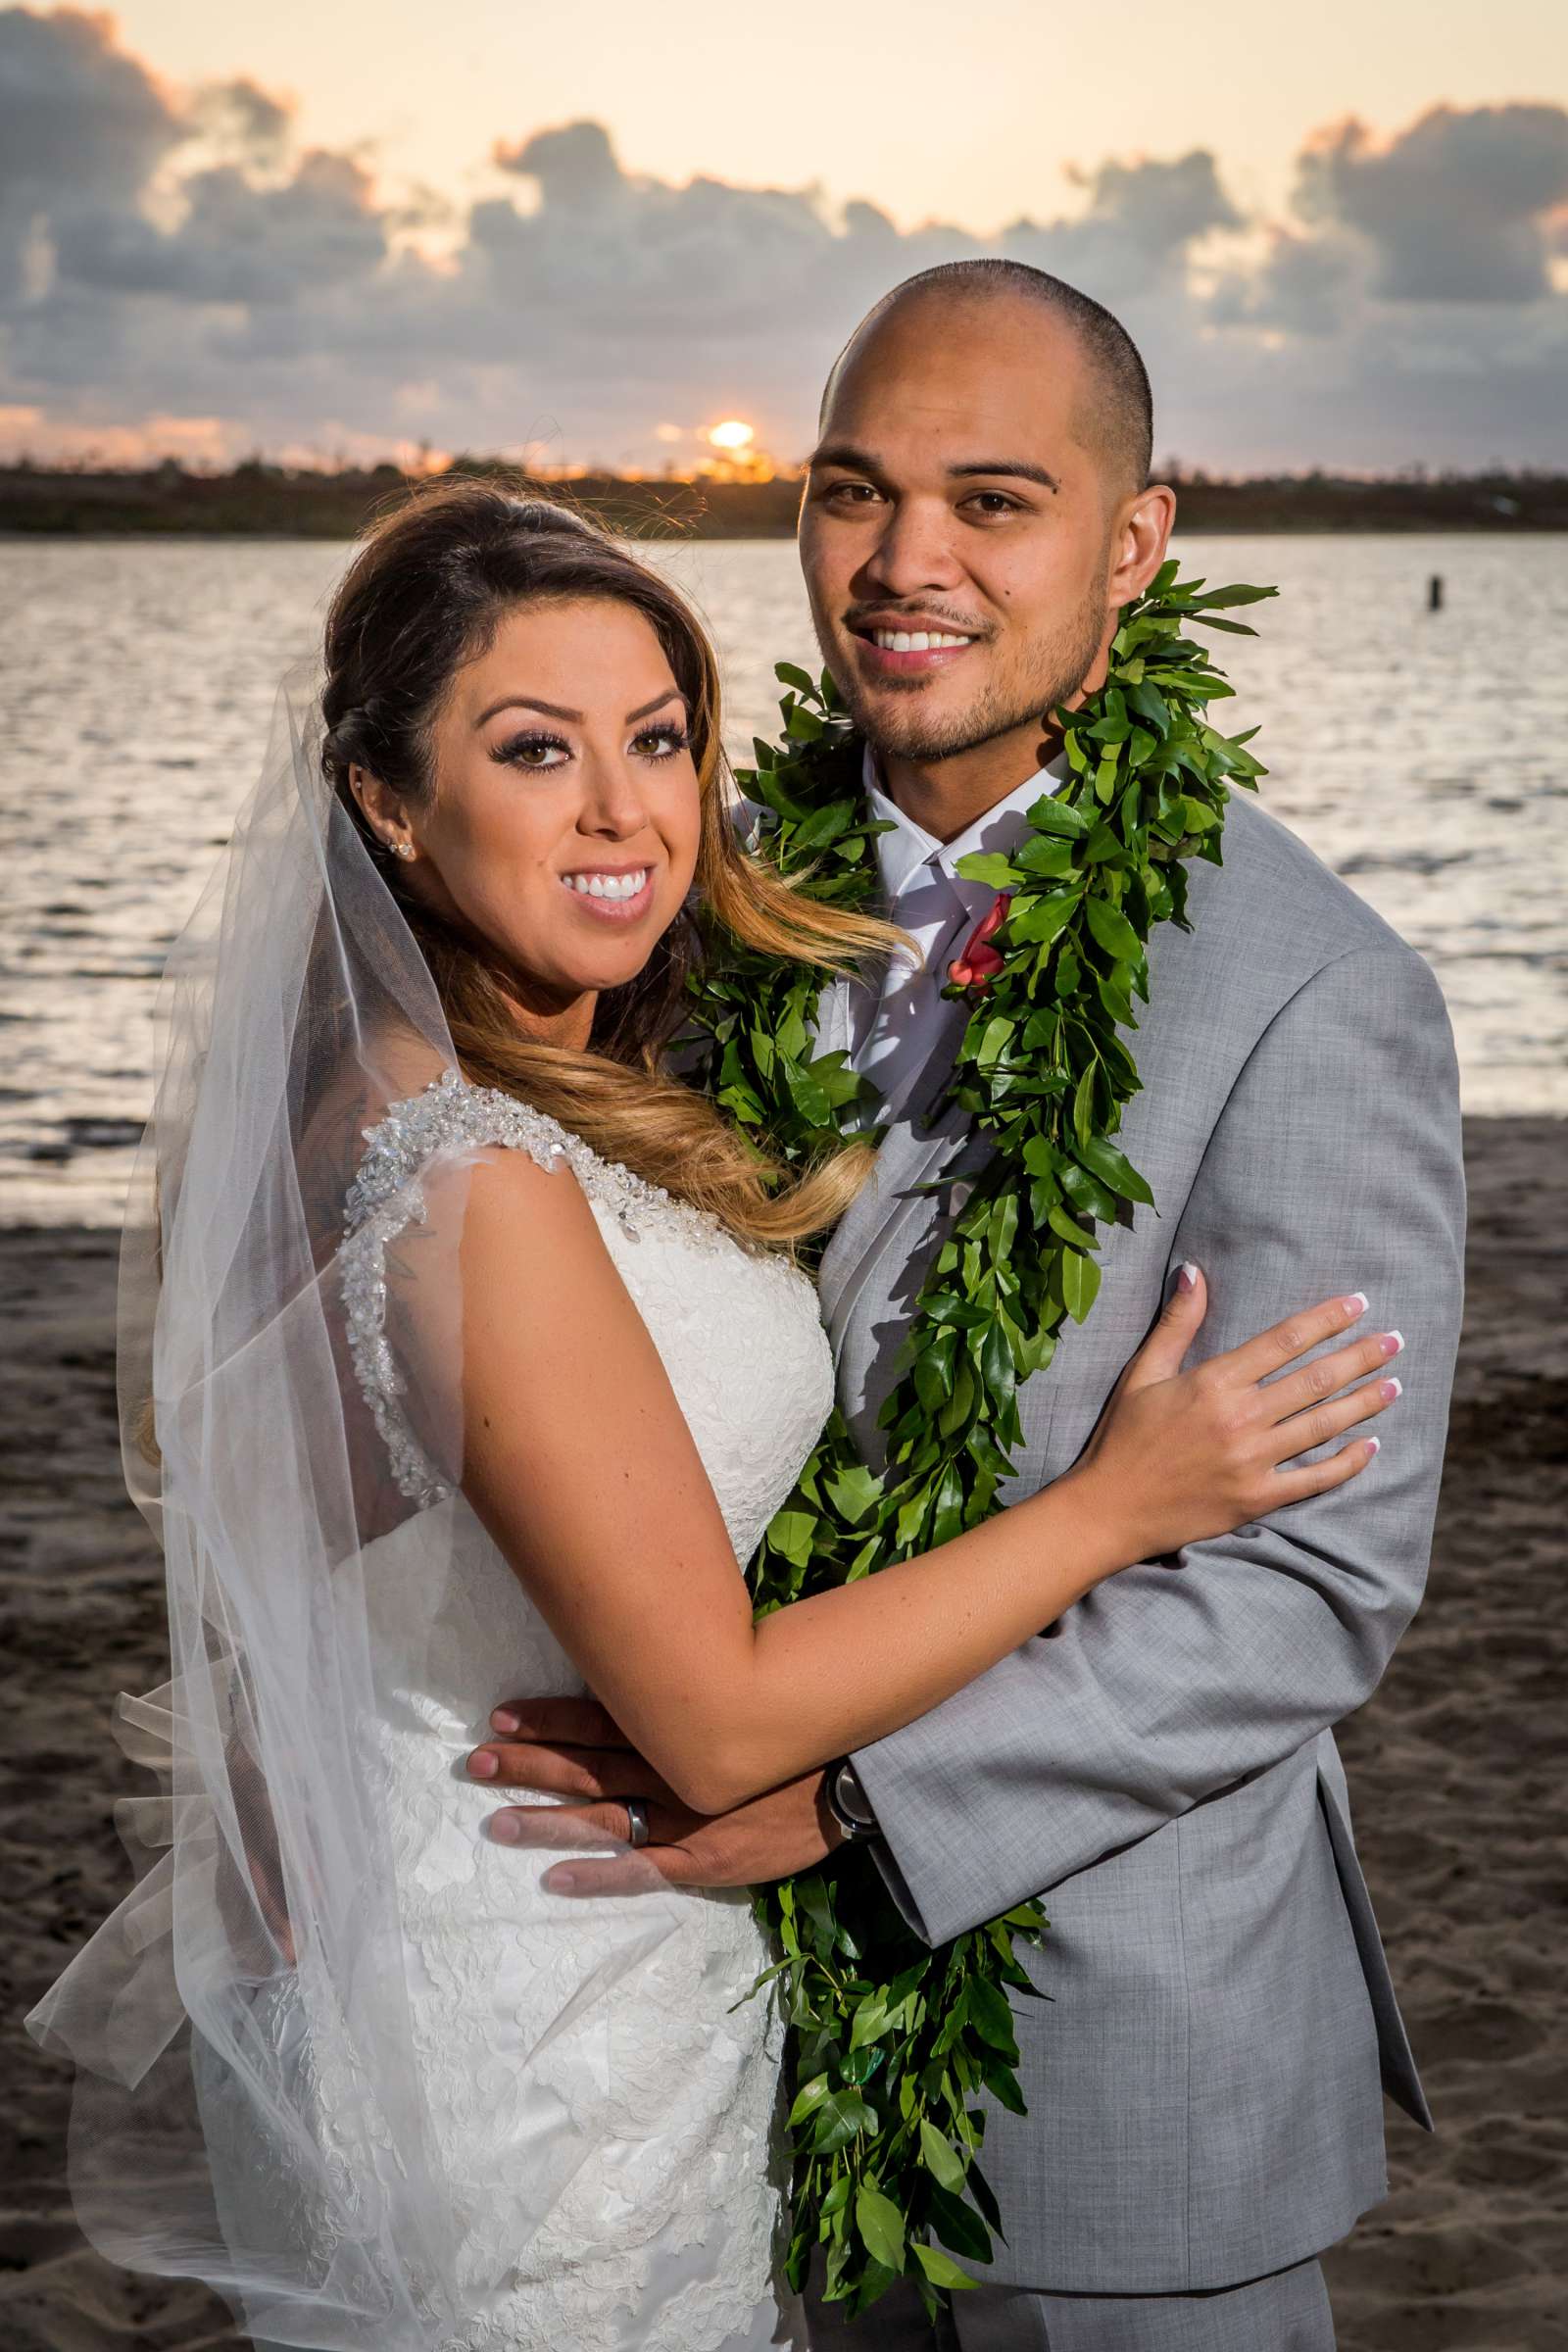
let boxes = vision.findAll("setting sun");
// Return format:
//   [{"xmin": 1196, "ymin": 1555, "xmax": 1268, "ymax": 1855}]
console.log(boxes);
[{"xmin": 707, "ymin": 419, "xmax": 756, "ymax": 451}]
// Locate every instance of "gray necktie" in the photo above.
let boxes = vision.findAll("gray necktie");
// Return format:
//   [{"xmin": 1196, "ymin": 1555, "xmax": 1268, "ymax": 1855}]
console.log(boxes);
[{"xmin": 858, "ymin": 858, "xmax": 973, "ymax": 1127}]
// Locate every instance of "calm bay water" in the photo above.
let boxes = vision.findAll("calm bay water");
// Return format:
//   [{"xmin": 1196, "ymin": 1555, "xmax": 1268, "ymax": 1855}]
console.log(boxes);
[{"xmin": 2, "ymin": 533, "xmax": 1563, "ymax": 1224}]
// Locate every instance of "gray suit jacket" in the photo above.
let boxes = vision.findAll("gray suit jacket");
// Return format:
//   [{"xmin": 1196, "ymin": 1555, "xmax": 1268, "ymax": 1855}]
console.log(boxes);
[{"xmin": 820, "ymin": 792, "xmax": 1464, "ymax": 2294}]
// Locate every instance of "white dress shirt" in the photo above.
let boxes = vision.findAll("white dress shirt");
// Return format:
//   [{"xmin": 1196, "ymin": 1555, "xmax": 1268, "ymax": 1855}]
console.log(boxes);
[{"xmin": 820, "ymin": 749, "xmax": 1069, "ymax": 1127}]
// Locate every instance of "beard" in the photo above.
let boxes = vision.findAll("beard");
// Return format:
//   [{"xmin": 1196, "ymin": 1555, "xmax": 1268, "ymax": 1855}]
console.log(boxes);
[{"xmin": 832, "ymin": 587, "xmax": 1110, "ymax": 765}]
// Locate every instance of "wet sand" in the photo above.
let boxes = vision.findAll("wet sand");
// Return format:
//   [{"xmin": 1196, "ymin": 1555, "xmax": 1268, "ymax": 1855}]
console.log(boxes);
[{"xmin": 2, "ymin": 1116, "xmax": 1564, "ymax": 2350}]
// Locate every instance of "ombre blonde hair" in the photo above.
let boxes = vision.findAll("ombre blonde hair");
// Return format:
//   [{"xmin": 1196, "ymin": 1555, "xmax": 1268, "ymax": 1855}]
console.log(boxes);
[{"xmin": 320, "ymin": 477, "xmax": 900, "ymax": 1248}]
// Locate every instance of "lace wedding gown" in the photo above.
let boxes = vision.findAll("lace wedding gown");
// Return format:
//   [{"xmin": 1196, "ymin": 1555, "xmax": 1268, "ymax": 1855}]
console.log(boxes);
[{"xmin": 198, "ymin": 1073, "xmax": 832, "ymax": 2352}]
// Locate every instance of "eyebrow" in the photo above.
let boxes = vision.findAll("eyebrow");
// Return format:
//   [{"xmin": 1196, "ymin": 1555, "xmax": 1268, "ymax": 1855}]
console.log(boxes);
[
  {"xmin": 475, "ymin": 688, "xmax": 691, "ymax": 728},
  {"xmin": 808, "ymin": 441, "xmax": 1059, "ymax": 495},
  {"xmin": 950, "ymin": 458, "xmax": 1060, "ymax": 494}
]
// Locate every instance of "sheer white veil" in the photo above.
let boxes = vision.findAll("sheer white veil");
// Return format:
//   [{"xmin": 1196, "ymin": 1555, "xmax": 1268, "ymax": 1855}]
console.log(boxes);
[{"xmin": 26, "ymin": 666, "xmax": 676, "ymax": 2347}]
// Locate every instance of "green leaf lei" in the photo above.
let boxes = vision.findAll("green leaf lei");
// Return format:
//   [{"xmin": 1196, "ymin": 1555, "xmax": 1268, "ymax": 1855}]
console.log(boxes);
[{"xmin": 683, "ymin": 561, "xmax": 1276, "ymax": 2317}]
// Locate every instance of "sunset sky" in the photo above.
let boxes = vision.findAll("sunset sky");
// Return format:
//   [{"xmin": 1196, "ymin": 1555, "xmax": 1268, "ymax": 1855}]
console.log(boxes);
[{"xmin": 3, "ymin": 0, "xmax": 1566, "ymax": 470}]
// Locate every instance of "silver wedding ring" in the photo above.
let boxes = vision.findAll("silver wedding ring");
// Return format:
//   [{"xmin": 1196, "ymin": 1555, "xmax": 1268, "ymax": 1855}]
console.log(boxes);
[{"xmin": 623, "ymin": 1797, "xmax": 652, "ymax": 1850}]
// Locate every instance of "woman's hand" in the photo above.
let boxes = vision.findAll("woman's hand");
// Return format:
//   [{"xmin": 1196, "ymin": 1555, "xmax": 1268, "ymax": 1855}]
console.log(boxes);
[{"xmin": 1068, "ymin": 1267, "xmax": 1403, "ymax": 1566}]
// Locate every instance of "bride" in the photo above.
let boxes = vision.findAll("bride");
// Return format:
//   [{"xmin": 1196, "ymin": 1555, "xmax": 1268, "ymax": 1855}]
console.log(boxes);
[{"xmin": 29, "ymin": 482, "xmax": 1400, "ymax": 2352}]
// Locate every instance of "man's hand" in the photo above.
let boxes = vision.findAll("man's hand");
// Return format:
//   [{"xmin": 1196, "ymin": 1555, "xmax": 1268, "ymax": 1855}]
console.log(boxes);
[{"xmin": 467, "ymin": 1696, "xmax": 844, "ymax": 1895}]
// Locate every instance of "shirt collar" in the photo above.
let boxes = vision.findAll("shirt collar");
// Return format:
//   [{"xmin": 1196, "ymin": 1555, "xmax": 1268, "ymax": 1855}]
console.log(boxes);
[{"xmin": 861, "ymin": 745, "xmax": 1070, "ymax": 912}]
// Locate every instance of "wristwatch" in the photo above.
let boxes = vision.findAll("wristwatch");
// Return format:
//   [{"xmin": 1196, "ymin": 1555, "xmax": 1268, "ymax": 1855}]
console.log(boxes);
[{"xmin": 824, "ymin": 1757, "xmax": 881, "ymax": 1843}]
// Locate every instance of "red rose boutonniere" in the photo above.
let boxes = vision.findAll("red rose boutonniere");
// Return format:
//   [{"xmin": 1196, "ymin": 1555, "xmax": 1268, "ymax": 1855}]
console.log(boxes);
[{"xmin": 947, "ymin": 892, "xmax": 1011, "ymax": 993}]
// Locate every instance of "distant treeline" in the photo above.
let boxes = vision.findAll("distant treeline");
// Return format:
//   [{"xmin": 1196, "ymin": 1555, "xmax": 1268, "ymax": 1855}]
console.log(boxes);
[{"xmin": 3, "ymin": 458, "xmax": 1567, "ymax": 537}]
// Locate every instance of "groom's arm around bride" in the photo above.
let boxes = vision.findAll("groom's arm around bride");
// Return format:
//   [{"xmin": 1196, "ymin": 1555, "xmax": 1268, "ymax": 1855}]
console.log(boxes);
[{"xmin": 483, "ymin": 885, "xmax": 1464, "ymax": 2346}]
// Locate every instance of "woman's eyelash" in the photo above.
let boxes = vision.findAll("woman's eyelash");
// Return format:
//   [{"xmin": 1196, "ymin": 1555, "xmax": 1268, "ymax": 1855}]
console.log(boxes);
[
  {"xmin": 492, "ymin": 729, "xmax": 569, "ymax": 766},
  {"xmin": 635, "ymin": 723, "xmax": 690, "ymax": 758},
  {"xmin": 490, "ymin": 721, "xmax": 690, "ymax": 768}
]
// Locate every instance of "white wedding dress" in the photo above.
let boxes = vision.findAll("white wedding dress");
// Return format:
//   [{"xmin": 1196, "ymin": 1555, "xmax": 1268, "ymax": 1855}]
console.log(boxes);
[{"xmin": 196, "ymin": 1073, "xmax": 833, "ymax": 2352}]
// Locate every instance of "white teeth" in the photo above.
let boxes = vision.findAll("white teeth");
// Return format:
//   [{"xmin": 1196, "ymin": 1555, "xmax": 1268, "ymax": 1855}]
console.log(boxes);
[
  {"xmin": 872, "ymin": 629, "xmax": 971, "ymax": 652},
  {"xmin": 564, "ymin": 867, "xmax": 648, "ymax": 901}
]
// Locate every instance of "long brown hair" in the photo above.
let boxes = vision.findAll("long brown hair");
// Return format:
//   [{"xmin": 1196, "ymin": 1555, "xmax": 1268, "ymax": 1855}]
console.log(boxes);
[{"xmin": 320, "ymin": 477, "xmax": 896, "ymax": 1246}]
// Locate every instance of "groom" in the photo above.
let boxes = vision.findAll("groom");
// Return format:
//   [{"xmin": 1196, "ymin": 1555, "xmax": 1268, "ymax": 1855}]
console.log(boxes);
[{"xmin": 471, "ymin": 262, "xmax": 1466, "ymax": 2349}]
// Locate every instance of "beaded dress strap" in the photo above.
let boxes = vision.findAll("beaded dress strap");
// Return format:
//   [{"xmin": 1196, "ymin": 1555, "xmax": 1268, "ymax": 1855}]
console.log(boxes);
[{"xmin": 339, "ymin": 1069, "xmax": 728, "ymax": 1503}]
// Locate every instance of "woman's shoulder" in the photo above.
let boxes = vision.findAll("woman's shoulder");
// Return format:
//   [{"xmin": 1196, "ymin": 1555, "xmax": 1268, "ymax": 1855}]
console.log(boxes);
[
  {"xmin": 347, "ymin": 1068, "xmax": 738, "ymax": 1261},
  {"xmin": 335, "ymin": 1072, "xmax": 608, "ymax": 1512},
  {"xmin": 345, "ymin": 1068, "xmax": 573, "ymax": 1231},
  {"xmin": 337, "ymin": 1068, "xmax": 824, "ymax": 1510}
]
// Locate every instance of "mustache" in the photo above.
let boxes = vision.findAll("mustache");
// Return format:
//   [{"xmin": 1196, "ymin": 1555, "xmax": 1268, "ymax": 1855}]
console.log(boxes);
[{"xmin": 843, "ymin": 604, "xmax": 993, "ymax": 637}]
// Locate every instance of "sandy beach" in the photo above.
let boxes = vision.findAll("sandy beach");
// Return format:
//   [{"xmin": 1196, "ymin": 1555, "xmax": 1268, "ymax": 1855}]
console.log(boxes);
[{"xmin": 2, "ymin": 1116, "xmax": 1563, "ymax": 2352}]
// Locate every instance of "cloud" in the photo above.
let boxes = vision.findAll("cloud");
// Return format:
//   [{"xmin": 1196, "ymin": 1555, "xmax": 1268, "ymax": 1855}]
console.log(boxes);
[
  {"xmin": 1, "ymin": 4, "xmax": 1565, "ymax": 471},
  {"xmin": 496, "ymin": 119, "xmax": 624, "ymax": 211},
  {"xmin": 192, "ymin": 75, "xmax": 293, "ymax": 171},
  {"xmin": 0, "ymin": 4, "xmax": 176, "ymax": 198},
  {"xmin": 0, "ymin": 3, "xmax": 179, "ymax": 301},
  {"xmin": 1297, "ymin": 103, "xmax": 1568, "ymax": 302},
  {"xmin": 1191, "ymin": 103, "xmax": 1568, "ymax": 466},
  {"xmin": 53, "ymin": 150, "xmax": 389, "ymax": 305},
  {"xmin": 1016, "ymin": 150, "xmax": 1242, "ymax": 299},
  {"xmin": 1210, "ymin": 225, "xmax": 1363, "ymax": 338}
]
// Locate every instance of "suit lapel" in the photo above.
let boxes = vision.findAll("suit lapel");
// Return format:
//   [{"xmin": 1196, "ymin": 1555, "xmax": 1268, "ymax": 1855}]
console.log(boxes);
[{"xmin": 817, "ymin": 1089, "xmax": 972, "ymax": 1352}]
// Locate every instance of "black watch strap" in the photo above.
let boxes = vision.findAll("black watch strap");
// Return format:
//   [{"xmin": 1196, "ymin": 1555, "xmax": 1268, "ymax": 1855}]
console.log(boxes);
[{"xmin": 825, "ymin": 1758, "xmax": 880, "ymax": 1841}]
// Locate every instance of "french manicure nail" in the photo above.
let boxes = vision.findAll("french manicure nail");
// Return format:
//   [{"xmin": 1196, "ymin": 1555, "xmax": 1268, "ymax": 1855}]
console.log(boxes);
[
  {"xmin": 467, "ymin": 1748, "xmax": 498, "ymax": 1779},
  {"xmin": 1381, "ymin": 1331, "xmax": 1405, "ymax": 1358},
  {"xmin": 1380, "ymin": 1378, "xmax": 1402, "ymax": 1401},
  {"xmin": 1365, "ymin": 1435, "xmax": 1381, "ymax": 1455},
  {"xmin": 489, "ymin": 1812, "xmax": 521, "ymax": 1844},
  {"xmin": 1178, "ymin": 1261, "xmax": 1200, "ymax": 1293},
  {"xmin": 1345, "ymin": 1293, "xmax": 1369, "ymax": 1318}
]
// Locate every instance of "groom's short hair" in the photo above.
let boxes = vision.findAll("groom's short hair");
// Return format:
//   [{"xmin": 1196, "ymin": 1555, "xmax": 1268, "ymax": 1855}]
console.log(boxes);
[{"xmin": 823, "ymin": 259, "xmax": 1154, "ymax": 493}]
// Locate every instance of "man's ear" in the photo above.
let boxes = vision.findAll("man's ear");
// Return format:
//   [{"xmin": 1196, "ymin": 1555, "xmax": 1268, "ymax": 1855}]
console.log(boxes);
[{"xmin": 1106, "ymin": 485, "xmax": 1177, "ymax": 607}]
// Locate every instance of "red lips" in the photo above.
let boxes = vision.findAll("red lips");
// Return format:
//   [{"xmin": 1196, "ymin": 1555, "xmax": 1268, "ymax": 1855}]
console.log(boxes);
[{"xmin": 948, "ymin": 893, "xmax": 1011, "ymax": 992}]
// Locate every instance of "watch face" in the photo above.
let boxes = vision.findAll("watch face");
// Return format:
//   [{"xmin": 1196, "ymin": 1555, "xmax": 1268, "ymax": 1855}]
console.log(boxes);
[{"xmin": 834, "ymin": 1762, "xmax": 876, "ymax": 1833}]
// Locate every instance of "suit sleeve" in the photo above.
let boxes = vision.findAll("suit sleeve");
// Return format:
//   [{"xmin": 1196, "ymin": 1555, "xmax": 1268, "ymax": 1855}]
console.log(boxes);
[{"xmin": 851, "ymin": 941, "xmax": 1466, "ymax": 1945}]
